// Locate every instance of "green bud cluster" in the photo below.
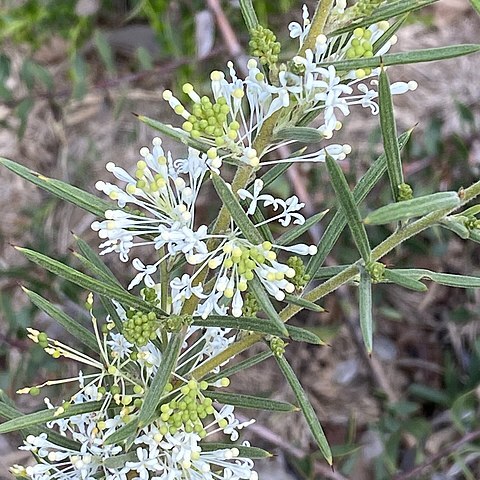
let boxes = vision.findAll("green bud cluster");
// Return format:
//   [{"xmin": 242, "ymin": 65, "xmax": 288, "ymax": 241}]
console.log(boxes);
[
  {"xmin": 142, "ymin": 286, "xmax": 160, "ymax": 304},
  {"xmin": 398, "ymin": 183, "xmax": 414, "ymax": 201},
  {"xmin": 181, "ymin": 92, "xmax": 240, "ymax": 147},
  {"xmin": 287, "ymin": 256, "xmax": 311, "ymax": 289},
  {"xmin": 122, "ymin": 309, "xmax": 159, "ymax": 347},
  {"xmin": 270, "ymin": 337, "xmax": 286, "ymax": 357},
  {"xmin": 37, "ymin": 332, "xmax": 49, "ymax": 349},
  {"xmin": 159, "ymin": 378, "xmax": 229, "ymax": 436},
  {"xmin": 163, "ymin": 314, "xmax": 193, "ymax": 333},
  {"xmin": 366, "ymin": 261, "xmax": 385, "ymax": 283},
  {"xmin": 346, "ymin": 27, "xmax": 374, "ymax": 79},
  {"xmin": 133, "ymin": 158, "xmax": 168, "ymax": 194},
  {"xmin": 243, "ymin": 292, "xmax": 259, "ymax": 317},
  {"xmin": 352, "ymin": 0, "xmax": 385, "ymax": 16},
  {"xmin": 464, "ymin": 216, "xmax": 480, "ymax": 230},
  {"xmin": 249, "ymin": 25, "xmax": 281, "ymax": 67}
]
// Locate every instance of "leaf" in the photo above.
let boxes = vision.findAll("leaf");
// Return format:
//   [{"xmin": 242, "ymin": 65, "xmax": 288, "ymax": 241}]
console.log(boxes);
[
  {"xmin": 0, "ymin": 158, "xmax": 113, "ymax": 217},
  {"xmin": 331, "ymin": 0, "xmax": 437, "ymax": 36},
  {"xmin": 283, "ymin": 293, "xmax": 325, "ymax": 313},
  {"xmin": 379, "ymin": 68, "xmax": 404, "ymax": 201},
  {"xmin": 193, "ymin": 315, "xmax": 287, "ymax": 338},
  {"xmin": 393, "ymin": 269, "xmax": 480, "ymax": 288},
  {"xmin": 383, "ymin": 269, "xmax": 427, "ymax": 292},
  {"xmin": 469, "ymin": 0, "xmax": 480, "ymax": 16},
  {"xmin": 359, "ymin": 266, "xmax": 373, "ymax": 354},
  {"xmin": 307, "ymin": 130, "xmax": 412, "ymax": 275},
  {"xmin": 0, "ymin": 401, "xmax": 103, "ymax": 434},
  {"xmin": 205, "ymin": 350, "xmax": 273, "ymax": 383},
  {"xmin": 373, "ymin": 14, "xmax": 409, "ymax": 54},
  {"xmin": 103, "ymin": 452, "xmax": 138, "ymax": 469},
  {"xmin": 0, "ymin": 399, "xmax": 81, "ymax": 451},
  {"xmin": 16, "ymin": 247, "xmax": 167, "ymax": 315},
  {"xmin": 200, "ymin": 443, "xmax": 272, "ymax": 459},
  {"xmin": 211, "ymin": 172, "xmax": 263, "ymax": 244},
  {"xmin": 313, "ymin": 265, "xmax": 351, "ymax": 279},
  {"xmin": 239, "ymin": 0, "xmax": 259, "ymax": 31},
  {"xmin": 22, "ymin": 287, "xmax": 99, "ymax": 352},
  {"xmin": 249, "ymin": 276, "xmax": 288, "ymax": 337},
  {"xmin": 138, "ymin": 333, "xmax": 183, "ymax": 428},
  {"xmin": 318, "ymin": 45, "xmax": 480, "ymax": 71},
  {"xmin": 203, "ymin": 390, "xmax": 297, "ymax": 412},
  {"xmin": 94, "ymin": 30, "xmax": 116, "ymax": 75},
  {"xmin": 276, "ymin": 210, "xmax": 329, "ymax": 246},
  {"xmin": 0, "ymin": 53, "xmax": 11, "ymax": 81},
  {"xmin": 364, "ymin": 192, "xmax": 460, "ymax": 224},
  {"xmin": 15, "ymin": 97, "xmax": 34, "ymax": 138},
  {"xmin": 136, "ymin": 114, "xmax": 212, "ymax": 154},
  {"xmin": 74, "ymin": 234, "xmax": 121, "ymax": 286},
  {"xmin": 104, "ymin": 418, "xmax": 139, "ymax": 445},
  {"xmin": 274, "ymin": 127, "xmax": 325, "ymax": 143},
  {"xmin": 71, "ymin": 53, "xmax": 88, "ymax": 100},
  {"xmin": 285, "ymin": 324, "xmax": 326, "ymax": 345},
  {"xmin": 325, "ymin": 153, "xmax": 371, "ymax": 261},
  {"xmin": 439, "ymin": 217, "xmax": 470, "ymax": 239},
  {"xmin": 275, "ymin": 355, "xmax": 332, "ymax": 465}
]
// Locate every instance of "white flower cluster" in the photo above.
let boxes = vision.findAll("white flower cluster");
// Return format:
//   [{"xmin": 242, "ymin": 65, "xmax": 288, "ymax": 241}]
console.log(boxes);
[{"xmin": 14, "ymin": 306, "xmax": 257, "ymax": 480}]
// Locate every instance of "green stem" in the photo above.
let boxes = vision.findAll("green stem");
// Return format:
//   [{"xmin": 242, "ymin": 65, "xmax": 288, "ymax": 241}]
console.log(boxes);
[
  {"xmin": 298, "ymin": 0, "xmax": 335, "ymax": 57},
  {"xmin": 192, "ymin": 179, "xmax": 480, "ymax": 379}
]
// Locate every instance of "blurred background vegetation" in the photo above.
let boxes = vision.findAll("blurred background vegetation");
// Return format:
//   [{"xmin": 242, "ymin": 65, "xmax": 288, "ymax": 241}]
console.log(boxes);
[{"xmin": 0, "ymin": 1, "xmax": 480, "ymax": 479}]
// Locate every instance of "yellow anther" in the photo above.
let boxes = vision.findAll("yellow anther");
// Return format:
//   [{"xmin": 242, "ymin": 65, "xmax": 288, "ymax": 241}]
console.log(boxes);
[
  {"xmin": 208, "ymin": 258, "xmax": 220, "ymax": 269},
  {"xmin": 108, "ymin": 191, "xmax": 119, "ymax": 200},
  {"xmin": 232, "ymin": 88, "xmax": 244, "ymax": 99},
  {"xmin": 174, "ymin": 104, "xmax": 185, "ymax": 114},
  {"xmin": 266, "ymin": 251, "xmax": 277, "ymax": 260},
  {"xmin": 210, "ymin": 70, "xmax": 224, "ymax": 81},
  {"xmin": 158, "ymin": 155, "xmax": 167, "ymax": 165},
  {"xmin": 266, "ymin": 272, "xmax": 275, "ymax": 281},
  {"xmin": 182, "ymin": 83, "xmax": 194, "ymax": 94},
  {"xmin": 126, "ymin": 184, "xmax": 136, "ymax": 194},
  {"xmin": 162, "ymin": 90, "xmax": 173, "ymax": 100},
  {"xmin": 232, "ymin": 246, "xmax": 243, "ymax": 258},
  {"xmin": 286, "ymin": 268, "xmax": 296, "ymax": 278},
  {"xmin": 275, "ymin": 272, "xmax": 284, "ymax": 281},
  {"xmin": 224, "ymin": 288, "xmax": 234, "ymax": 298}
]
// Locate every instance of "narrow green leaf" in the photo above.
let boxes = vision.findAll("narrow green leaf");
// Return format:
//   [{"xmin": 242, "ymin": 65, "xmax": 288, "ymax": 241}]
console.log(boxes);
[
  {"xmin": 276, "ymin": 210, "xmax": 329, "ymax": 246},
  {"xmin": 379, "ymin": 68, "xmax": 404, "ymax": 200},
  {"xmin": 205, "ymin": 350, "xmax": 273, "ymax": 383},
  {"xmin": 103, "ymin": 452, "xmax": 138, "ymax": 469},
  {"xmin": 275, "ymin": 355, "xmax": 332, "ymax": 465},
  {"xmin": 274, "ymin": 127, "xmax": 324, "ymax": 143},
  {"xmin": 15, "ymin": 97, "xmax": 34, "ymax": 138},
  {"xmin": 469, "ymin": 0, "xmax": 480, "ymax": 16},
  {"xmin": 74, "ymin": 234, "xmax": 121, "ymax": 286},
  {"xmin": 331, "ymin": 0, "xmax": 437, "ymax": 36},
  {"xmin": 0, "ymin": 158, "xmax": 113, "ymax": 217},
  {"xmin": 286, "ymin": 324, "xmax": 326, "ymax": 345},
  {"xmin": 211, "ymin": 172, "xmax": 263, "ymax": 244},
  {"xmin": 0, "ymin": 399, "xmax": 81, "ymax": 451},
  {"xmin": 239, "ymin": 0, "xmax": 259, "ymax": 31},
  {"xmin": 0, "ymin": 401, "xmax": 103, "ymax": 434},
  {"xmin": 256, "ymin": 162, "xmax": 292, "ymax": 190},
  {"xmin": 138, "ymin": 333, "xmax": 183, "ymax": 428},
  {"xmin": 313, "ymin": 265, "xmax": 351, "ymax": 279},
  {"xmin": 307, "ymin": 130, "xmax": 412, "ymax": 275},
  {"xmin": 460, "ymin": 205, "xmax": 480, "ymax": 217},
  {"xmin": 439, "ymin": 217, "xmax": 470, "ymax": 239},
  {"xmin": 318, "ymin": 45, "xmax": 480, "ymax": 71},
  {"xmin": 200, "ymin": 443, "xmax": 272, "ymax": 459},
  {"xmin": 72, "ymin": 251, "xmax": 120, "ymax": 288},
  {"xmin": 250, "ymin": 276, "xmax": 288, "ymax": 337},
  {"xmin": 22, "ymin": 287, "xmax": 99, "ymax": 352},
  {"xmin": 16, "ymin": 247, "xmax": 167, "ymax": 316},
  {"xmin": 393, "ymin": 269, "xmax": 480, "ymax": 288},
  {"xmin": 104, "ymin": 418, "xmax": 139, "ymax": 445},
  {"xmin": 94, "ymin": 30, "xmax": 116, "ymax": 75},
  {"xmin": 325, "ymin": 154, "xmax": 371, "ymax": 261},
  {"xmin": 136, "ymin": 115, "xmax": 212, "ymax": 154},
  {"xmin": 283, "ymin": 293, "xmax": 325, "ymax": 313},
  {"xmin": 359, "ymin": 267, "xmax": 373, "ymax": 354},
  {"xmin": 383, "ymin": 269, "xmax": 427, "ymax": 292},
  {"xmin": 203, "ymin": 390, "xmax": 297, "ymax": 412},
  {"xmin": 364, "ymin": 191, "xmax": 460, "ymax": 225},
  {"xmin": 193, "ymin": 315, "xmax": 287, "ymax": 338},
  {"xmin": 372, "ymin": 14, "xmax": 409, "ymax": 54}
]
